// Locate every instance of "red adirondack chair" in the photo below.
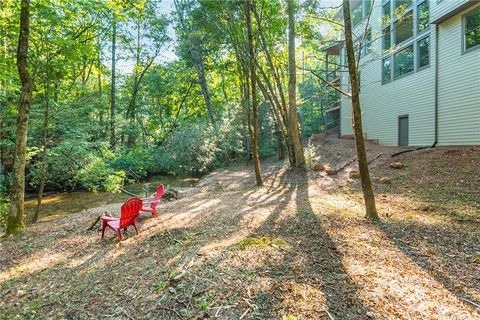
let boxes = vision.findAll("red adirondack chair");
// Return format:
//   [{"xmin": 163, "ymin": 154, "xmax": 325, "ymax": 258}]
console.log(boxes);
[
  {"xmin": 101, "ymin": 197, "xmax": 142, "ymax": 241},
  {"xmin": 141, "ymin": 184, "xmax": 165, "ymax": 218}
]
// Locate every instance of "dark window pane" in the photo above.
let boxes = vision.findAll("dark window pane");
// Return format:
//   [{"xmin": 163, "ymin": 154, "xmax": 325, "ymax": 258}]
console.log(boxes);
[
  {"xmin": 395, "ymin": 11, "xmax": 413, "ymax": 44},
  {"xmin": 365, "ymin": 28, "xmax": 372, "ymax": 55},
  {"xmin": 383, "ymin": 57, "xmax": 392, "ymax": 83},
  {"xmin": 351, "ymin": 0, "xmax": 363, "ymax": 27},
  {"xmin": 365, "ymin": 0, "xmax": 372, "ymax": 14},
  {"xmin": 395, "ymin": 0, "xmax": 413, "ymax": 13},
  {"xmin": 394, "ymin": 45, "xmax": 414, "ymax": 77},
  {"xmin": 465, "ymin": 10, "xmax": 480, "ymax": 50},
  {"xmin": 383, "ymin": 1, "xmax": 391, "ymax": 27},
  {"xmin": 418, "ymin": 36, "xmax": 430, "ymax": 68},
  {"xmin": 383, "ymin": 26, "xmax": 391, "ymax": 50},
  {"xmin": 417, "ymin": 1, "xmax": 430, "ymax": 32}
]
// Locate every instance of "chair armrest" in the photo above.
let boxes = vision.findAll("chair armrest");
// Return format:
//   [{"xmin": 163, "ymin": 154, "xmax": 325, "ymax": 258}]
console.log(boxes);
[{"xmin": 102, "ymin": 216, "xmax": 118, "ymax": 221}]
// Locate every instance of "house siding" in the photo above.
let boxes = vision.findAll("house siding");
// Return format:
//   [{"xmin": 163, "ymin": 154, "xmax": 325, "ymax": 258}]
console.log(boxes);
[
  {"xmin": 437, "ymin": 3, "xmax": 480, "ymax": 145},
  {"xmin": 339, "ymin": 0, "xmax": 480, "ymax": 146}
]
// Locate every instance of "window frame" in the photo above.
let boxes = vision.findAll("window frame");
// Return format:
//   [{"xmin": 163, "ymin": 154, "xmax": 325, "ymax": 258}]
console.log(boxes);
[
  {"xmin": 462, "ymin": 7, "xmax": 480, "ymax": 54},
  {"xmin": 416, "ymin": 35, "xmax": 431, "ymax": 71},
  {"xmin": 381, "ymin": 0, "xmax": 431, "ymax": 85},
  {"xmin": 393, "ymin": 44, "xmax": 415, "ymax": 79}
]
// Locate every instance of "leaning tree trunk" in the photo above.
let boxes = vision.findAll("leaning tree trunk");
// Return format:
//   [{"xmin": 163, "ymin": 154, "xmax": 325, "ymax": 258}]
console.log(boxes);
[
  {"xmin": 110, "ymin": 18, "xmax": 116, "ymax": 150},
  {"xmin": 342, "ymin": 0, "xmax": 379, "ymax": 220},
  {"xmin": 33, "ymin": 80, "xmax": 50, "ymax": 223},
  {"xmin": 287, "ymin": 0, "xmax": 305, "ymax": 167},
  {"xmin": 6, "ymin": 0, "xmax": 32, "ymax": 234},
  {"xmin": 246, "ymin": 0, "xmax": 262, "ymax": 186}
]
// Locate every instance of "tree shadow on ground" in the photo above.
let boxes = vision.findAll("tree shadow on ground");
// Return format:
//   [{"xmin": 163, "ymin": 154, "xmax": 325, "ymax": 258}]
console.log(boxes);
[
  {"xmin": 378, "ymin": 218, "xmax": 480, "ymax": 311},
  {"xmin": 222, "ymin": 169, "xmax": 373, "ymax": 319}
]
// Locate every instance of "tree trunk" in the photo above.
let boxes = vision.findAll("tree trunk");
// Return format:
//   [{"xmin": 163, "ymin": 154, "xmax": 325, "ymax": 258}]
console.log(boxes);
[
  {"xmin": 6, "ymin": 0, "xmax": 32, "ymax": 234},
  {"xmin": 287, "ymin": 0, "xmax": 305, "ymax": 167},
  {"xmin": 194, "ymin": 58, "xmax": 216, "ymax": 129},
  {"xmin": 33, "ymin": 80, "xmax": 50, "ymax": 223},
  {"xmin": 246, "ymin": 0, "xmax": 262, "ymax": 186},
  {"xmin": 173, "ymin": 0, "xmax": 216, "ymax": 130},
  {"xmin": 110, "ymin": 19, "xmax": 116, "ymax": 150},
  {"xmin": 342, "ymin": 0, "xmax": 379, "ymax": 220}
]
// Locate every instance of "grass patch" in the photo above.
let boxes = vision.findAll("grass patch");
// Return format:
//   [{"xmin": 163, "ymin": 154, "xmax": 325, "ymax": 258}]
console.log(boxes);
[{"xmin": 236, "ymin": 236, "xmax": 287, "ymax": 250}]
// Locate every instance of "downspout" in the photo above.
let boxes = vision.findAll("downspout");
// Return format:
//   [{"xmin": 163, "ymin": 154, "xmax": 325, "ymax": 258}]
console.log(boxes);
[{"xmin": 433, "ymin": 23, "xmax": 439, "ymax": 147}]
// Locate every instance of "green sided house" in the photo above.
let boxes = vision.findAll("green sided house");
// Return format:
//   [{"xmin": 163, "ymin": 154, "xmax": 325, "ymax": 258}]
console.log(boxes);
[{"xmin": 331, "ymin": 0, "xmax": 480, "ymax": 146}]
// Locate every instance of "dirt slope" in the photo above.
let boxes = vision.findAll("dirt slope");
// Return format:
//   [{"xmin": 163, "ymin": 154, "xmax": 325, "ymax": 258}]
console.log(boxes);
[{"xmin": 1, "ymin": 139, "xmax": 479, "ymax": 320}]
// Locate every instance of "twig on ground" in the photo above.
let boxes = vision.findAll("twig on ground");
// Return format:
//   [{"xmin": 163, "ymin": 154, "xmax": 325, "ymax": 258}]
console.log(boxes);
[
  {"xmin": 157, "ymin": 306, "xmax": 184, "ymax": 320},
  {"xmin": 323, "ymin": 307, "xmax": 335, "ymax": 320},
  {"xmin": 239, "ymin": 307, "xmax": 251, "ymax": 320},
  {"xmin": 460, "ymin": 297, "xmax": 480, "ymax": 310},
  {"xmin": 114, "ymin": 301, "xmax": 136, "ymax": 320}
]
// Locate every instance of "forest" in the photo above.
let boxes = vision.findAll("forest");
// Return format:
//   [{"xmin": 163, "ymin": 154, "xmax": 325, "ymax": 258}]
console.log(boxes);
[
  {"xmin": 0, "ymin": 0, "xmax": 341, "ymax": 230},
  {"xmin": 1, "ymin": 0, "xmax": 479, "ymax": 319}
]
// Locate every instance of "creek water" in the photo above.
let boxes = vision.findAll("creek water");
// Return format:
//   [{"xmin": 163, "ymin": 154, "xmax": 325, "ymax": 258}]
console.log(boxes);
[{"xmin": 24, "ymin": 176, "xmax": 199, "ymax": 222}]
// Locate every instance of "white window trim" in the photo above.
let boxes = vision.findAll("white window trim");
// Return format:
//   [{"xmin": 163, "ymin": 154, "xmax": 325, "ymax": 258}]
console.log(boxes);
[{"xmin": 462, "ymin": 7, "xmax": 480, "ymax": 54}]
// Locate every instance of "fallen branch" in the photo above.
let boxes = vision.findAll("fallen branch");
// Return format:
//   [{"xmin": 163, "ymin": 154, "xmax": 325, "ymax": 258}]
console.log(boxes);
[
  {"xmin": 87, "ymin": 211, "xmax": 112, "ymax": 231},
  {"xmin": 119, "ymin": 187, "xmax": 141, "ymax": 198},
  {"xmin": 337, "ymin": 153, "xmax": 384, "ymax": 173}
]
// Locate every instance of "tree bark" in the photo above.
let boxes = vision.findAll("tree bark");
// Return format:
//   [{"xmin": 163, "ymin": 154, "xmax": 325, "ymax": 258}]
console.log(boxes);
[
  {"xmin": 110, "ymin": 19, "xmax": 116, "ymax": 150},
  {"xmin": 342, "ymin": 0, "xmax": 379, "ymax": 220},
  {"xmin": 252, "ymin": 5, "xmax": 295, "ymax": 165},
  {"xmin": 246, "ymin": 0, "xmax": 262, "ymax": 186},
  {"xmin": 173, "ymin": 0, "xmax": 216, "ymax": 130},
  {"xmin": 6, "ymin": 0, "xmax": 32, "ymax": 234},
  {"xmin": 287, "ymin": 0, "xmax": 305, "ymax": 167},
  {"xmin": 33, "ymin": 79, "xmax": 50, "ymax": 223}
]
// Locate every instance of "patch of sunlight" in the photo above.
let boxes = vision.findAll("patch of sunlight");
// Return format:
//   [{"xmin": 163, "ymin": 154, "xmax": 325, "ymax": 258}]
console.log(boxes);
[
  {"xmin": 189, "ymin": 198, "xmax": 222, "ymax": 214},
  {"xmin": 236, "ymin": 236, "xmax": 287, "ymax": 250},
  {"xmin": 327, "ymin": 224, "xmax": 477, "ymax": 319},
  {"xmin": 65, "ymin": 252, "xmax": 98, "ymax": 269},
  {"xmin": 0, "ymin": 251, "xmax": 68, "ymax": 284},
  {"xmin": 197, "ymin": 232, "xmax": 249, "ymax": 254},
  {"xmin": 315, "ymin": 193, "xmax": 364, "ymax": 217},
  {"xmin": 277, "ymin": 280, "xmax": 327, "ymax": 316}
]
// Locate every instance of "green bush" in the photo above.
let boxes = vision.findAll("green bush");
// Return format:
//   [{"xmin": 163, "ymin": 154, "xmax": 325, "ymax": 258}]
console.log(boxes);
[
  {"xmin": 109, "ymin": 146, "xmax": 158, "ymax": 179},
  {"xmin": 0, "ymin": 165, "xmax": 10, "ymax": 232},
  {"xmin": 74, "ymin": 157, "xmax": 125, "ymax": 192},
  {"xmin": 159, "ymin": 123, "xmax": 219, "ymax": 175}
]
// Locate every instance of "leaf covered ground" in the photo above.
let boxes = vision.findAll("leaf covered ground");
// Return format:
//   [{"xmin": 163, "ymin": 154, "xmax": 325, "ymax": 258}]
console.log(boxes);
[{"xmin": 1, "ymin": 142, "xmax": 479, "ymax": 320}]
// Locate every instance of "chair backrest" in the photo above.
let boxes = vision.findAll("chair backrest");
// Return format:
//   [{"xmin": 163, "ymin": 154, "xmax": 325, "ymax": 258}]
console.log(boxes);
[
  {"xmin": 120, "ymin": 198, "xmax": 142, "ymax": 228},
  {"xmin": 150, "ymin": 184, "xmax": 165, "ymax": 209}
]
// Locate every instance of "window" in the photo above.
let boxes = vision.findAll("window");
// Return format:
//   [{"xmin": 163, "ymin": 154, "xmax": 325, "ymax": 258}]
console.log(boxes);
[
  {"xmin": 350, "ymin": 0, "xmax": 373, "ymax": 28},
  {"xmin": 383, "ymin": 57, "xmax": 392, "ymax": 83},
  {"xmin": 381, "ymin": 0, "xmax": 431, "ymax": 83},
  {"xmin": 365, "ymin": 0, "xmax": 372, "ymax": 14},
  {"xmin": 395, "ymin": 0, "xmax": 413, "ymax": 12},
  {"xmin": 383, "ymin": 1, "xmax": 391, "ymax": 25},
  {"xmin": 383, "ymin": 26, "xmax": 392, "ymax": 50},
  {"xmin": 417, "ymin": 36, "xmax": 430, "ymax": 68},
  {"xmin": 352, "ymin": 0, "xmax": 363, "ymax": 27},
  {"xmin": 394, "ymin": 45, "xmax": 414, "ymax": 78},
  {"xmin": 464, "ymin": 8, "xmax": 480, "ymax": 51},
  {"xmin": 395, "ymin": 11, "xmax": 413, "ymax": 44},
  {"xmin": 364, "ymin": 28, "xmax": 372, "ymax": 55},
  {"xmin": 417, "ymin": 1, "xmax": 430, "ymax": 33}
]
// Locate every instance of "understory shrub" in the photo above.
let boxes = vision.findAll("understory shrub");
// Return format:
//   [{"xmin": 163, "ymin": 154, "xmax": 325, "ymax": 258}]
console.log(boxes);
[
  {"xmin": 0, "ymin": 165, "xmax": 10, "ymax": 232},
  {"xmin": 74, "ymin": 157, "xmax": 125, "ymax": 192},
  {"xmin": 158, "ymin": 123, "xmax": 219, "ymax": 175}
]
